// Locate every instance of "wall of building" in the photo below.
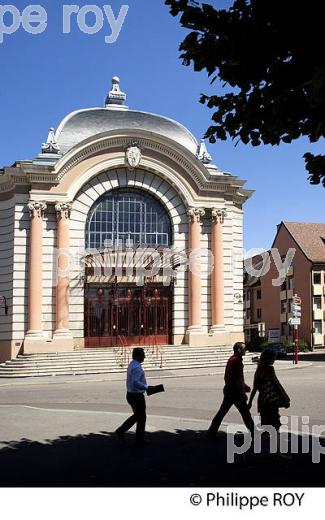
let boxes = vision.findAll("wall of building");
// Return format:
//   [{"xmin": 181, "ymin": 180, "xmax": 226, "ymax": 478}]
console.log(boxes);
[
  {"xmin": 11, "ymin": 195, "xmax": 30, "ymax": 352},
  {"xmin": 0, "ymin": 196, "xmax": 15, "ymax": 361},
  {"xmin": 68, "ymin": 167, "xmax": 189, "ymax": 345},
  {"xmin": 262, "ymin": 225, "xmax": 312, "ymax": 345},
  {"xmin": 66, "ymin": 166, "xmax": 244, "ymax": 345},
  {"xmin": 228, "ymin": 205, "xmax": 245, "ymax": 335},
  {"xmin": 311, "ymin": 266, "xmax": 325, "ymax": 346}
]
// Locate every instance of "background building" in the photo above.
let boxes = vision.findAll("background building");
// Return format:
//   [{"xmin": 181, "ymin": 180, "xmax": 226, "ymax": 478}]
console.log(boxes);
[
  {"xmin": 0, "ymin": 78, "xmax": 252, "ymax": 363},
  {"xmin": 244, "ymin": 221, "xmax": 325, "ymax": 348}
]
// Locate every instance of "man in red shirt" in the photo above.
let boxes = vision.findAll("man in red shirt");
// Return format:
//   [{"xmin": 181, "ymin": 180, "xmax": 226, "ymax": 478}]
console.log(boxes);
[{"xmin": 207, "ymin": 342, "xmax": 255, "ymax": 438}]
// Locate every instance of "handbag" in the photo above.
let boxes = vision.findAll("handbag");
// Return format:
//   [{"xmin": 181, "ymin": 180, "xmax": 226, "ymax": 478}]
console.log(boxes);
[{"xmin": 259, "ymin": 378, "xmax": 290, "ymax": 408}]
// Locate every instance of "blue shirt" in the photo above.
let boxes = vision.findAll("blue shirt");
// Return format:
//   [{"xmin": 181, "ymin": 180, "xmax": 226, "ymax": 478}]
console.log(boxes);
[{"xmin": 126, "ymin": 360, "xmax": 148, "ymax": 393}]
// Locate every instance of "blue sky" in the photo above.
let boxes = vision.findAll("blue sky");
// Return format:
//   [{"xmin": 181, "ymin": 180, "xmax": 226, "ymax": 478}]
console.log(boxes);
[{"xmin": 0, "ymin": 0, "xmax": 324, "ymax": 251}]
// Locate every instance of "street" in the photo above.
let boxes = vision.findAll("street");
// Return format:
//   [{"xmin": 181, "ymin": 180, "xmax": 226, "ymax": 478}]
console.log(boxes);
[{"xmin": 0, "ymin": 357, "xmax": 324, "ymax": 486}]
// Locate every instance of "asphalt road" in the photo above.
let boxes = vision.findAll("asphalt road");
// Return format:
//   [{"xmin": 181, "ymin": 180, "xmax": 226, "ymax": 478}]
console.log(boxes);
[
  {"xmin": 0, "ymin": 358, "xmax": 324, "ymax": 486},
  {"xmin": 0, "ymin": 360, "xmax": 324, "ymax": 427}
]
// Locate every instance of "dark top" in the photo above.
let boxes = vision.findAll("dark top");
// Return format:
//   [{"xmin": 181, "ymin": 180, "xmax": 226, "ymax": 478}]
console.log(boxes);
[
  {"xmin": 253, "ymin": 365, "xmax": 289, "ymax": 412},
  {"xmin": 224, "ymin": 354, "xmax": 245, "ymax": 389}
]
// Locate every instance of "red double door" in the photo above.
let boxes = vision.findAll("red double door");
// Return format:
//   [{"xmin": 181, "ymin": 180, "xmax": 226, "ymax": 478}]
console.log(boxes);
[{"xmin": 85, "ymin": 285, "xmax": 172, "ymax": 347}]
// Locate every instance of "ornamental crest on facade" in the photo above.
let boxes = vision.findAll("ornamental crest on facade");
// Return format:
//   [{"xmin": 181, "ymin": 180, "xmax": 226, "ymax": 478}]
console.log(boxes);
[{"xmin": 126, "ymin": 145, "xmax": 141, "ymax": 169}]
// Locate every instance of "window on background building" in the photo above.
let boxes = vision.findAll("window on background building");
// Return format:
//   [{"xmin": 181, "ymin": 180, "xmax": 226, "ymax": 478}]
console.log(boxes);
[
  {"xmin": 288, "ymin": 299, "xmax": 293, "ymax": 312},
  {"xmin": 246, "ymin": 309, "xmax": 251, "ymax": 319},
  {"xmin": 247, "ymin": 292, "xmax": 250, "ymax": 301},
  {"xmin": 257, "ymin": 289, "xmax": 261, "ymax": 300},
  {"xmin": 257, "ymin": 308, "xmax": 262, "ymax": 319},
  {"xmin": 313, "ymin": 273, "xmax": 321, "ymax": 284},
  {"xmin": 288, "ymin": 277, "xmax": 294, "ymax": 290},
  {"xmin": 281, "ymin": 324, "xmax": 286, "ymax": 336},
  {"xmin": 281, "ymin": 280, "xmax": 287, "ymax": 291},
  {"xmin": 313, "ymin": 320, "xmax": 322, "ymax": 334},
  {"xmin": 281, "ymin": 301, "xmax": 287, "ymax": 313},
  {"xmin": 314, "ymin": 296, "xmax": 322, "ymax": 309}
]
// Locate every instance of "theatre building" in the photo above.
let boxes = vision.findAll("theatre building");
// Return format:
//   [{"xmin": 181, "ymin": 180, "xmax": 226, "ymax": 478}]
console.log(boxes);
[{"xmin": 0, "ymin": 78, "xmax": 252, "ymax": 363}]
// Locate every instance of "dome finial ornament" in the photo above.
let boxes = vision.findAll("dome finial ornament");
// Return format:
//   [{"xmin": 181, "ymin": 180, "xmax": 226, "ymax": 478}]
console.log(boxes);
[
  {"xmin": 105, "ymin": 76, "xmax": 127, "ymax": 108},
  {"xmin": 196, "ymin": 139, "xmax": 212, "ymax": 164},
  {"xmin": 41, "ymin": 128, "xmax": 60, "ymax": 155}
]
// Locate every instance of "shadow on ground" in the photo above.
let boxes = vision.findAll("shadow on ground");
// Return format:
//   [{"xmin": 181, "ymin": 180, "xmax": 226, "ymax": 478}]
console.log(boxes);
[
  {"xmin": 291, "ymin": 353, "xmax": 325, "ymax": 362},
  {"xmin": 0, "ymin": 429, "xmax": 324, "ymax": 487}
]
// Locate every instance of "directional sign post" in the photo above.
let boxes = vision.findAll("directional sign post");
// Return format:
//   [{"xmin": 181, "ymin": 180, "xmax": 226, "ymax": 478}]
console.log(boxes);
[{"xmin": 291, "ymin": 294, "xmax": 302, "ymax": 365}]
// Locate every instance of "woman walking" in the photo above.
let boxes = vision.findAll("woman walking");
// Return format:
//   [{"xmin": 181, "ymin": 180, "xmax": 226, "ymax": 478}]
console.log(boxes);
[{"xmin": 248, "ymin": 349, "xmax": 290, "ymax": 457}]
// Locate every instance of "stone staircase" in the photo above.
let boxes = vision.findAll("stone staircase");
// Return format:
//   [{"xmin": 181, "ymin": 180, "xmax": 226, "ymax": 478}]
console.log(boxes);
[{"xmin": 0, "ymin": 345, "xmax": 256, "ymax": 378}]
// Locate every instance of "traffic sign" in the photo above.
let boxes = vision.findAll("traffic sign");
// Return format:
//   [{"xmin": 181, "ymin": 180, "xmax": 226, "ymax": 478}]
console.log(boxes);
[{"xmin": 289, "ymin": 317, "xmax": 301, "ymax": 325}]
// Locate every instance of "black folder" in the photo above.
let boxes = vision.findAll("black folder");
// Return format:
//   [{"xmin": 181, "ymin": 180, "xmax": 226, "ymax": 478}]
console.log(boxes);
[{"xmin": 146, "ymin": 384, "xmax": 165, "ymax": 396}]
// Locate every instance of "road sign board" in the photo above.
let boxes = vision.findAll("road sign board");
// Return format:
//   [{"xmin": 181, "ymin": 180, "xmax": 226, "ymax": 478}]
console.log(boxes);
[
  {"xmin": 289, "ymin": 317, "xmax": 301, "ymax": 325},
  {"xmin": 292, "ymin": 311, "xmax": 301, "ymax": 317},
  {"xmin": 292, "ymin": 304, "xmax": 301, "ymax": 311},
  {"xmin": 268, "ymin": 328, "xmax": 281, "ymax": 343}
]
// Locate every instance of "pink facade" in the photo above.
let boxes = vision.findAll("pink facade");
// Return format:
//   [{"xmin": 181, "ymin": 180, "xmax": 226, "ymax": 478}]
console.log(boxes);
[{"xmin": 244, "ymin": 222, "xmax": 325, "ymax": 348}]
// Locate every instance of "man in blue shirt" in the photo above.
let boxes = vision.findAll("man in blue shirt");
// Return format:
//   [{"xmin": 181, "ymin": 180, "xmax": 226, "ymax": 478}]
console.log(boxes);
[{"xmin": 116, "ymin": 348, "xmax": 150, "ymax": 446}]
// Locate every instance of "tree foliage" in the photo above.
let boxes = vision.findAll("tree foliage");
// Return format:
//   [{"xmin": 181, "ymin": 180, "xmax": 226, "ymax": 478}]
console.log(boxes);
[{"xmin": 165, "ymin": 0, "xmax": 325, "ymax": 186}]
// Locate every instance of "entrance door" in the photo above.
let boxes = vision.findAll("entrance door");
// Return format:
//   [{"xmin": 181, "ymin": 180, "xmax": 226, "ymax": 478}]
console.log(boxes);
[{"xmin": 85, "ymin": 285, "xmax": 171, "ymax": 347}]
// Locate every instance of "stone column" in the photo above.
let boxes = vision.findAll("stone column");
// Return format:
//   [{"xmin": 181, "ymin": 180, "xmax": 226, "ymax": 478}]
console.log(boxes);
[
  {"xmin": 26, "ymin": 201, "xmax": 47, "ymax": 339},
  {"xmin": 210, "ymin": 208, "xmax": 227, "ymax": 332},
  {"xmin": 187, "ymin": 207, "xmax": 205, "ymax": 332},
  {"xmin": 54, "ymin": 203, "xmax": 72, "ymax": 339}
]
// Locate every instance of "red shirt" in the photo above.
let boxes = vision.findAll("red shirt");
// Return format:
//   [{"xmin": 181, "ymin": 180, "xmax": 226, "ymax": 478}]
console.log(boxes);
[{"xmin": 224, "ymin": 353, "xmax": 244, "ymax": 387}]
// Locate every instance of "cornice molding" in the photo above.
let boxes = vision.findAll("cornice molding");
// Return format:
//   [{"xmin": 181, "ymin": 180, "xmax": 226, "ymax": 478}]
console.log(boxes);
[
  {"xmin": 1, "ymin": 133, "xmax": 253, "ymax": 205},
  {"xmin": 53, "ymin": 134, "xmax": 248, "ymax": 197}
]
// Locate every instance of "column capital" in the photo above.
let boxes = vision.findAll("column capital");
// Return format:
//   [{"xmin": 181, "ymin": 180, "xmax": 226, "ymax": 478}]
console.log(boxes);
[
  {"xmin": 27, "ymin": 201, "xmax": 47, "ymax": 218},
  {"xmin": 55, "ymin": 202, "xmax": 72, "ymax": 219},
  {"xmin": 187, "ymin": 207, "xmax": 205, "ymax": 223},
  {"xmin": 211, "ymin": 208, "xmax": 227, "ymax": 224}
]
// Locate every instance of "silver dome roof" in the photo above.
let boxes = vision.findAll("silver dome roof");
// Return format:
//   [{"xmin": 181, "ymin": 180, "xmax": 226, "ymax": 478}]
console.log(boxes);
[{"xmin": 55, "ymin": 107, "xmax": 199, "ymax": 155}]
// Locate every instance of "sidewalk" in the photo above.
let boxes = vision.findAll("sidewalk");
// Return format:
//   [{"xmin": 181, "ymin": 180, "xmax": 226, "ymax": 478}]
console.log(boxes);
[{"xmin": 0, "ymin": 359, "xmax": 312, "ymax": 387}]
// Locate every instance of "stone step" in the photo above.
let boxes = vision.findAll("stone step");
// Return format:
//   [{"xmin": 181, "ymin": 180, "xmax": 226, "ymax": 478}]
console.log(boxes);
[
  {"xmin": 2, "ymin": 360, "xmax": 234, "ymax": 372},
  {"xmin": 18, "ymin": 347, "xmax": 233, "ymax": 359},
  {"xmin": 10, "ymin": 352, "xmax": 233, "ymax": 364},
  {"xmin": 0, "ymin": 345, "xmax": 254, "ymax": 378},
  {"xmin": 0, "ymin": 358, "xmax": 255, "ymax": 378},
  {"xmin": 13, "ymin": 352, "xmax": 233, "ymax": 363},
  {"xmin": 5, "ymin": 359, "xmax": 236, "ymax": 369},
  {"xmin": 1, "ymin": 356, "xmax": 240, "ymax": 370}
]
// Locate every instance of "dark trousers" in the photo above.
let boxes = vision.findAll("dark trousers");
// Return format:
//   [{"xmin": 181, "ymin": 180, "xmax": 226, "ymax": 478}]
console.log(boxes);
[
  {"xmin": 208, "ymin": 385, "xmax": 255, "ymax": 435},
  {"xmin": 118, "ymin": 392, "xmax": 146, "ymax": 442}
]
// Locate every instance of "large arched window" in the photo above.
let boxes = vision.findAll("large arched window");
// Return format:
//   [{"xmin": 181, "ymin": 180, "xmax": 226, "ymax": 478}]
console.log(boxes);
[{"xmin": 86, "ymin": 189, "xmax": 172, "ymax": 249}]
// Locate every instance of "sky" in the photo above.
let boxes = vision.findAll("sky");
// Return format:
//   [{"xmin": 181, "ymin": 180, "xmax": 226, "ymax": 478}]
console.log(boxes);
[{"xmin": 0, "ymin": 0, "xmax": 324, "ymax": 252}]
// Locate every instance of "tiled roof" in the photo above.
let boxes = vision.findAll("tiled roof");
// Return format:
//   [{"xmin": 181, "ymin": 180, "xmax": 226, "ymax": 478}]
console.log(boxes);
[{"xmin": 283, "ymin": 222, "xmax": 325, "ymax": 263}]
